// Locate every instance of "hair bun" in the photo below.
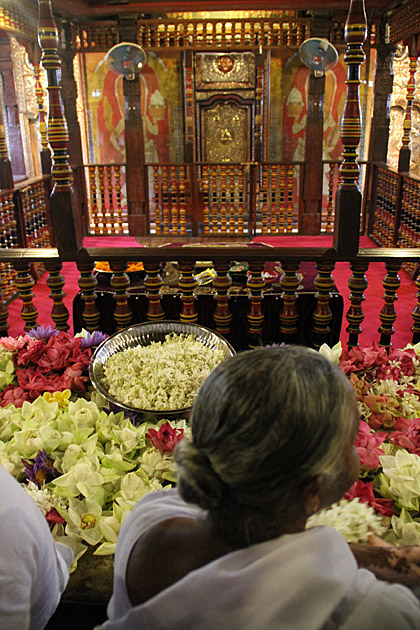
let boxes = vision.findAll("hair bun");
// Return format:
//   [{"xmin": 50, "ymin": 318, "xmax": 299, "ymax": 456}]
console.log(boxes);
[{"xmin": 175, "ymin": 440, "xmax": 225, "ymax": 511}]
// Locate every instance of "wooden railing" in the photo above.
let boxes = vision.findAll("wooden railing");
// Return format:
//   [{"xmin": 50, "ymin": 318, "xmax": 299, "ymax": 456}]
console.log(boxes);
[
  {"xmin": 0, "ymin": 175, "xmax": 54, "ymax": 302},
  {"xmin": 85, "ymin": 161, "xmax": 355, "ymax": 237},
  {"xmin": 368, "ymin": 163, "xmax": 420, "ymax": 249},
  {"xmin": 1, "ymin": 245, "xmax": 419, "ymax": 352}
]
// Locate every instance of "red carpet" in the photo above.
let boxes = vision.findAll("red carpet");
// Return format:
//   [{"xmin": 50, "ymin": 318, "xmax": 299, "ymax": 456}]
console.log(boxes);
[{"xmin": 4, "ymin": 235, "xmax": 418, "ymax": 350}]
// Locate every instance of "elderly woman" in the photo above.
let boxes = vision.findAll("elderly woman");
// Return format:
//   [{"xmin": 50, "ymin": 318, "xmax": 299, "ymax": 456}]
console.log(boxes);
[{"xmin": 96, "ymin": 347, "xmax": 420, "ymax": 629}]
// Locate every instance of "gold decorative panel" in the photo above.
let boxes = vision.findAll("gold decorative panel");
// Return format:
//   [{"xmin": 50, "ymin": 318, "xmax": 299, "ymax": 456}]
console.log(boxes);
[
  {"xmin": 387, "ymin": 46, "xmax": 420, "ymax": 177},
  {"xmin": 195, "ymin": 52, "xmax": 255, "ymax": 90},
  {"xmin": 202, "ymin": 100, "xmax": 250, "ymax": 162}
]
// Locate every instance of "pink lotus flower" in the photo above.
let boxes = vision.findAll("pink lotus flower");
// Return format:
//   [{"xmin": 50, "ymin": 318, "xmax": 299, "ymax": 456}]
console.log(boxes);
[
  {"xmin": 62, "ymin": 365, "xmax": 89, "ymax": 392},
  {"xmin": 46, "ymin": 508, "xmax": 65, "ymax": 525},
  {"xmin": 345, "ymin": 479, "xmax": 395, "ymax": 516},
  {"xmin": 0, "ymin": 385, "xmax": 31, "ymax": 407},
  {"xmin": 146, "ymin": 422, "xmax": 184, "ymax": 452},
  {"xmin": 388, "ymin": 418, "xmax": 420, "ymax": 455},
  {"xmin": 0, "ymin": 335, "xmax": 32, "ymax": 351},
  {"xmin": 355, "ymin": 420, "xmax": 387, "ymax": 470},
  {"xmin": 340, "ymin": 343, "xmax": 389, "ymax": 374}
]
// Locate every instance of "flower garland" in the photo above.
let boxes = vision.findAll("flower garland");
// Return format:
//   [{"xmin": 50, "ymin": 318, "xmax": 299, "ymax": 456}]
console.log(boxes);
[{"xmin": 2, "ymin": 330, "xmax": 420, "ymax": 572}]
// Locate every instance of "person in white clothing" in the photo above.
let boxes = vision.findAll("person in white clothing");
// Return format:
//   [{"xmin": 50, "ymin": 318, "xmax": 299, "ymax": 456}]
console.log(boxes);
[
  {"xmin": 96, "ymin": 347, "xmax": 420, "ymax": 630},
  {"xmin": 0, "ymin": 466, "xmax": 73, "ymax": 630}
]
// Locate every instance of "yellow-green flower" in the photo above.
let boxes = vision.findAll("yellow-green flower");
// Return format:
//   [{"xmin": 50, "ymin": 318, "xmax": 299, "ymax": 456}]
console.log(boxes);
[{"xmin": 43, "ymin": 390, "xmax": 71, "ymax": 409}]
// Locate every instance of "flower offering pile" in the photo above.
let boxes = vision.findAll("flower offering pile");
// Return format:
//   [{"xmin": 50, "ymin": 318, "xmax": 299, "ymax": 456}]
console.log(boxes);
[
  {"xmin": 102, "ymin": 332, "xmax": 227, "ymax": 411},
  {"xmin": 2, "ymin": 329, "xmax": 420, "ymax": 575},
  {"xmin": 308, "ymin": 341, "xmax": 420, "ymax": 546}
]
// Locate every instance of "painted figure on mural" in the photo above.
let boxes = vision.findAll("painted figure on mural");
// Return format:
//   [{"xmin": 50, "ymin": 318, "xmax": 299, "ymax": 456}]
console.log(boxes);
[
  {"xmin": 87, "ymin": 52, "xmax": 173, "ymax": 164},
  {"xmin": 142, "ymin": 88, "xmax": 170, "ymax": 163},
  {"xmin": 283, "ymin": 85, "xmax": 306, "ymax": 162},
  {"xmin": 282, "ymin": 58, "xmax": 346, "ymax": 163}
]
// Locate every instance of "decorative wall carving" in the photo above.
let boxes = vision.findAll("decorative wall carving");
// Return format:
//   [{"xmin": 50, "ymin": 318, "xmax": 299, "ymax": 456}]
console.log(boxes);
[
  {"xmin": 10, "ymin": 36, "xmax": 41, "ymax": 179},
  {"xmin": 195, "ymin": 52, "xmax": 255, "ymax": 90}
]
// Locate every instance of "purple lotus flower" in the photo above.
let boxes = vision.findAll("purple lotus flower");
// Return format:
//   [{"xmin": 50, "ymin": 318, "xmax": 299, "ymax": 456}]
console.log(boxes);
[
  {"xmin": 22, "ymin": 449, "xmax": 59, "ymax": 488},
  {"xmin": 80, "ymin": 331, "xmax": 107, "ymax": 348},
  {"xmin": 28, "ymin": 325, "xmax": 59, "ymax": 340}
]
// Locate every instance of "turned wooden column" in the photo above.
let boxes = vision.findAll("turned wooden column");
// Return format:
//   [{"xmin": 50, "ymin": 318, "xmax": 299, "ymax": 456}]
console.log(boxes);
[
  {"xmin": 118, "ymin": 16, "xmax": 147, "ymax": 236},
  {"xmin": 38, "ymin": 0, "xmax": 82, "ymax": 258},
  {"xmin": 398, "ymin": 37, "xmax": 418, "ymax": 173},
  {"xmin": 33, "ymin": 42, "xmax": 51, "ymax": 177},
  {"xmin": 333, "ymin": 0, "xmax": 366, "ymax": 257}
]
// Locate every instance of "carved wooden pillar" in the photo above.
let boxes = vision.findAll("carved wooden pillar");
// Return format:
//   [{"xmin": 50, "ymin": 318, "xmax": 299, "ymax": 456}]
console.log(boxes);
[
  {"xmin": 110, "ymin": 261, "xmax": 132, "ymax": 330},
  {"xmin": 346, "ymin": 260, "xmax": 369, "ymax": 348},
  {"xmin": 13, "ymin": 261, "xmax": 38, "ymax": 331},
  {"xmin": 60, "ymin": 20, "xmax": 89, "ymax": 236},
  {"xmin": 212, "ymin": 259, "xmax": 232, "ymax": 336},
  {"xmin": 0, "ymin": 34, "xmax": 25, "ymax": 183},
  {"xmin": 0, "ymin": 100, "xmax": 12, "ymax": 190},
  {"xmin": 38, "ymin": 0, "xmax": 82, "ymax": 257},
  {"xmin": 44, "ymin": 259, "xmax": 69, "ymax": 330},
  {"xmin": 178, "ymin": 260, "xmax": 198, "ymax": 324},
  {"xmin": 33, "ymin": 42, "xmax": 51, "ymax": 177},
  {"xmin": 144, "ymin": 260, "xmax": 164, "ymax": 321},
  {"xmin": 333, "ymin": 0, "xmax": 366, "ymax": 257},
  {"xmin": 398, "ymin": 37, "xmax": 417, "ymax": 173},
  {"xmin": 118, "ymin": 16, "xmax": 147, "ymax": 236},
  {"xmin": 313, "ymin": 261, "xmax": 335, "ymax": 349},
  {"xmin": 367, "ymin": 21, "xmax": 394, "ymax": 166},
  {"xmin": 247, "ymin": 260, "xmax": 264, "ymax": 348},
  {"xmin": 301, "ymin": 11, "xmax": 331, "ymax": 235},
  {"xmin": 378, "ymin": 260, "xmax": 401, "ymax": 348},
  {"xmin": 77, "ymin": 254, "xmax": 100, "ymax": 333},
  {"xmin": 301, "ymin": 72, "xmax": 325, "ymax": 234},
  {"xmin": 279, "ymin": 261, "xmax": 300, "ymax": 345}
]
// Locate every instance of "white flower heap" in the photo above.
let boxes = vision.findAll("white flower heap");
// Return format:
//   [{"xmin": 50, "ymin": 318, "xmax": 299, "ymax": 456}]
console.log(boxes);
[
  {"xmin": 0, "ymin": 391, "xmax": 190, "ymax": 570},
  {"xmin": 103, "ymin": 332, "xmax": 226, "ymax": 410}
]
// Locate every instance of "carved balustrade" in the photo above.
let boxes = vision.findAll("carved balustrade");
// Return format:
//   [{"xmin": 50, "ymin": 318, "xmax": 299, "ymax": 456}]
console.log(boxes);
[
  {"xmin": 86, "ymin": 164, "xmax": 127, "ymax": 235},
  {"xmin": 84, "ymin": 161, "xmax": 353, "ymax": 237},
  {"xmin": 0, "ymin": 175, "xmax": 54, "ymax": 302},
  {"xmin": 368, "ymin": 163, "xmax": 420, "ymax": 253},
  {"xmin": 0, "ymin": 245, "xmax": 419, "ymax": 352}
]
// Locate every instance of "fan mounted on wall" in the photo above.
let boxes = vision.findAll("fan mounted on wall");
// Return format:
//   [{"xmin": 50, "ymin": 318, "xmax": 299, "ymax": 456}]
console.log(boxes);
[
  {"xmin": 299, "ymin": 38, "xmax": 338, "ymax": 77},
  {"xmin": 105, "ymin": 42, "xmax": 146, "ymax": 80}
]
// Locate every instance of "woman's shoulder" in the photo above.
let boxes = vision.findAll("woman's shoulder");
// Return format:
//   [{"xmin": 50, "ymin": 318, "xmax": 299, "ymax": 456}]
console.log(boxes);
[{"xmin": 340, "ymin": 571, "xmax": 420, "ymax": 630}]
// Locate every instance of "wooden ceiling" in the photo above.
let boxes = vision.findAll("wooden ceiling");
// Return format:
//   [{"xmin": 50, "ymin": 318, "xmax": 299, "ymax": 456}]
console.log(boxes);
[{"xmin": 51, "ymin": 0, "xmax": 404, "ymax": 18}]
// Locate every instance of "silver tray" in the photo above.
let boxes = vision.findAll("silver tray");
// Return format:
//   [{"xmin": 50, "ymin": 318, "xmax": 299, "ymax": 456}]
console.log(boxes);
[{"xmin": 89, "ymin": 320, "xmax": 235, "ymax": 419}]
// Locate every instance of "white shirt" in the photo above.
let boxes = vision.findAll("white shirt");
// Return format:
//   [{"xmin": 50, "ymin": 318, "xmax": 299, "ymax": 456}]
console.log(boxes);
[
  {"xmin": 96, "ymin": 488, "xmax": 420, "ymax": 630},
  {"xmin": 0, "ymin": 466, "xmax": 73, "ymax": 630}
]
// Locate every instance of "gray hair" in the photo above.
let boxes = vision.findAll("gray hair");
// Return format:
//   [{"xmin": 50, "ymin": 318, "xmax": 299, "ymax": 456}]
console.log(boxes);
[{"xmin": 175, "ymin": 346, "xmax": 357, "ymax": 545}]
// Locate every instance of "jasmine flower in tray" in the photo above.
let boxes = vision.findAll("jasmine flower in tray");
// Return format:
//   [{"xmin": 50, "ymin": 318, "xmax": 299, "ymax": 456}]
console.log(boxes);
[{"xmin": 103, "ymin": 332, "xmax": 226, "ymax": 411}]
